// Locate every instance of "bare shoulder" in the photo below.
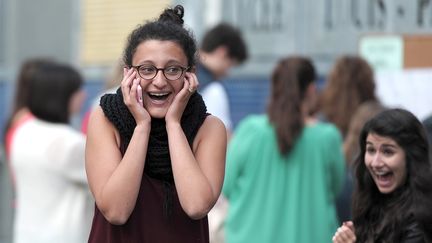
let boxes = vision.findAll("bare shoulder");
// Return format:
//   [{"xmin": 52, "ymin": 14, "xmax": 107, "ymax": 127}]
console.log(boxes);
[
  {"xmin": 89, "ymin": 106, "xmax": 107, "ymax": 123},
  {"xmin": 87, "ymin": 106, "xmax": 120, "ymax": 147},
  {"xmin": 87, "ymin": 106, "xmax": 111, "ymax": 135},
  {"xmin": 193, "ymin": 115, "xmax": 227, "ymax": 150},
  {"xmin": 200, "ymin": 115, "xmax": 226, "ymax": 134}
]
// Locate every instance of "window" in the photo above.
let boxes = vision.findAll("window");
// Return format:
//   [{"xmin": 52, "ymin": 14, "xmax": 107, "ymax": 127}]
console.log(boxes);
[{"xmin": 81, "ymin": 0, "xmax": 169, "ymax": 65}]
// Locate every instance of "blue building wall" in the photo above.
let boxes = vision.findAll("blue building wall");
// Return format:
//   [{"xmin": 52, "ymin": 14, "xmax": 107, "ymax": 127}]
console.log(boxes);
[{"xmin": 224, "ymin": 76, "xmax": 270, "ymax": 127}]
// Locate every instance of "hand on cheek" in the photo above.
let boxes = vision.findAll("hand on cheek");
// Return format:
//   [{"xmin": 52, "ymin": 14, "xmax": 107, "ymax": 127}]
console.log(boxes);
[
  {"xmin": 186, "ymin": 72, "xmax": 198, "ymax": 94},
  {"xmin": 166, "ymin": 73, "xmax": 198, "ymax": 124},
  {"xmin": 121, "ymin": 67, "xmax": 150, "ymax": 124}
]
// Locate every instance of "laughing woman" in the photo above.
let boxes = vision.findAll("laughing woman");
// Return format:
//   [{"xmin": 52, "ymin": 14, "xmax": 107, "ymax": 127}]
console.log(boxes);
[
  {"xmin": 85, "ymin": 5, "xmax": 226, "ymax": 243},
  {"xmin": 333, "ymin": 109, "xmax": 432, "ymax": 243}
]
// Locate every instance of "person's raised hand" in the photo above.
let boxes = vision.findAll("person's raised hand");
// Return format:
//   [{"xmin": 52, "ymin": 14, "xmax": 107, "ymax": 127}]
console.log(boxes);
[
  {"xmin": 332, "ymin": 221, "xmax": 356, "ymax": 243},
  {"xmin": 165, "ymin": 72, "xmax": 198, "ymax": 125},
  {"xmin": 121, "ymin": 67, "xmax": 151, "ymax": 126}
]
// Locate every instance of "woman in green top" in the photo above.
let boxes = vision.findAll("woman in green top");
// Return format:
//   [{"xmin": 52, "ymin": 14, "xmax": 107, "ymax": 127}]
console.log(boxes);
[{"xmin": 223, "ymin": 56, "xmax": 345, "ymax": 243}]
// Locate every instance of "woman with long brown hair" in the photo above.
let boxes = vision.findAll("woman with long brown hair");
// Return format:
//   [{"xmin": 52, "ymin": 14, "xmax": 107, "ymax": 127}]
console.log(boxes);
[
  {"xmin": 223, "ymin": 56, "xmax": 345, "ymax": 243},
  {"xmin": 319, "ymin": 56, "xmax": 377, "ymax": 137}
]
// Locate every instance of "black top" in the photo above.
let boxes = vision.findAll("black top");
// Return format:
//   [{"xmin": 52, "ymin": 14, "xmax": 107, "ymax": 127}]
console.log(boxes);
[{"xmin": 401, "ymin": 216, "xmax": 428, "ymax": 243}]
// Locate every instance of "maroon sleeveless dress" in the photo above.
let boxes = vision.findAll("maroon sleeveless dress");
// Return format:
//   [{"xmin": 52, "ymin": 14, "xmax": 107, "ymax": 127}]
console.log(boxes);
[
  {"xmin": 88, "ymin": 174, "xmax": 209, "ymax": 243},
  {"xmin": 89, "ymin": 91, "xmax": 209, "ymax": 243}
]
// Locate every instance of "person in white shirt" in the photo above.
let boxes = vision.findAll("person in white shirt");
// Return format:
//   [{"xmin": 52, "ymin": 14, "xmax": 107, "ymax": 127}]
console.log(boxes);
[
  {"xmin": 9, "ymin": 61, "xmax": 93, "ymax": 243},
  {"xmin": 197, "ymin": 23, "xmax": 248, "ymax": 137}
]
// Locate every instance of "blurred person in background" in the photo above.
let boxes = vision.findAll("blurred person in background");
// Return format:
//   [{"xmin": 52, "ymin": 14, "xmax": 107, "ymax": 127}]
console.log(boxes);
[
  {"xmin": 9, "ymin": 61, "xmax": 92, "ymax": 243},
  {"xmin": 197, "ymin": 23, "xmax": 248, "ymax": 137},
  {"xmin": 2, "ymin": 58, "xmax": 54, "ymax": 243},
  {"xmin": 337, "ymin": 101, "xmax": 387, "ymax": 223},
  {"xmin": 3, "ymin": 58, "xmax": 56, "ymax": 214},
  {"xmin": 222, "ymin": 56, "xmax": 345, "ymax": 243},
  {"xmin": 319, "ymin": 55, "xmax": 378, "ymax": 224},
  {"xmin": 319, "ymin": 55, "xmax": 377, "ymax": 138},
  {"xmin": 333, "ymin": 109, "xmax": 432, "ymax": 243},
  {"xmin": 344, "ymin": 101, "xmax": 387, "ymax": 164},
  {"xmin": 4, "ymin": 58, "xmax": 54, "ymax": 159},
  {"xmin": 85, "ymin": 5, "xmax": 226, "ymax": 243}
]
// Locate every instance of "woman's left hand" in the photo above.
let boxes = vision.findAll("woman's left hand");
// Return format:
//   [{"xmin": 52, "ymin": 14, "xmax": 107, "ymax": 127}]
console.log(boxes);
[
  {"xmin": 165, "ymin": 72, "xmax": 199, "ymax": 124},
  {"xmin": 333, "ymin": 221, "xmax": 356, "ymax": 243}
]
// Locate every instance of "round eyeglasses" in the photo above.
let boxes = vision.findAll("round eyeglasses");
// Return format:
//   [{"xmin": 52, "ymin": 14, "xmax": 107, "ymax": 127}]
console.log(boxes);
[{"xmin": 131, "ymin": 65, "xmax": 189, "ymax": 81}]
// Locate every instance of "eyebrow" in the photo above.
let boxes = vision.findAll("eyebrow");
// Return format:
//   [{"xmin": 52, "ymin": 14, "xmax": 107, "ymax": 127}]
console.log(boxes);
[
  {"xmin": 381, "ymin": 144, "xmax": 398, "ymax": 149},
  {"xmin": 134, "ymin": 59, "xmax": 184, "ymax": 66},
  {"xmin": 366, "ymin": 141, "xmax": 398, "ymax": 149}
]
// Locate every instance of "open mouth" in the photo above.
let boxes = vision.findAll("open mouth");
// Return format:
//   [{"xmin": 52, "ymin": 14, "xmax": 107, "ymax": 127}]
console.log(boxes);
[
  {"xmin": 377, "ymin": 171, "xmax": 392, "ymax": 179},
  {"xmin": 374, "ymin": 171, "xmax": 394, "ymax": 187},
  {"xmin": 148, "ymin": 92, "xmax": 170, "ymax": 101}
]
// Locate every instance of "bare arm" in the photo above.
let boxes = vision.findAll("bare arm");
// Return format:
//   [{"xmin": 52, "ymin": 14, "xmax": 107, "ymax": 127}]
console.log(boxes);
[
  {"xmin": 85, "ymin": 69, "xmax": 151, "ymax": 225},
  {"xmin": 165, "ymin": 72, "xmax": 227, "ymax": 219},
  {"xmin": 167, "ymin": 116, "xmax": 226, "ymax": 219}
]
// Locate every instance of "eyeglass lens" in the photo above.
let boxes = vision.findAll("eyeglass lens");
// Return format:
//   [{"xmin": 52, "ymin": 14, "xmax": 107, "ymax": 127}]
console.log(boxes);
[{"xmin": 137, "ymin": 65, "xmax": 186, "ymax": 80}]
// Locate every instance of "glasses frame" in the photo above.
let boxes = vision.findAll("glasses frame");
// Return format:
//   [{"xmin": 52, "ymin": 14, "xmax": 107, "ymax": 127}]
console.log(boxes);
[{"xmin": 131, "ymin": 64, "xmax": 190, "ymax": 81}]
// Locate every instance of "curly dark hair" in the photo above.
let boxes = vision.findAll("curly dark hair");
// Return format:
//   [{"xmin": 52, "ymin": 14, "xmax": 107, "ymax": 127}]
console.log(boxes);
[
  {"xmin": 352, "ymin": 108, "xmax": 432, "ymax": 242},
  {"xmin": 123, "ymin": 5, "xmax": 197, "ymax": 68}
]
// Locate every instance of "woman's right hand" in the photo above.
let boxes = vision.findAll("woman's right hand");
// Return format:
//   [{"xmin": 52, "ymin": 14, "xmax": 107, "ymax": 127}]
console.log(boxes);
[
  {"xmin": 121, "ymin": 68, "xmax": 151, "ymax": 125},
  {"xmin": 332, "ymin": 221, "xmax": 356, "ymax": 243}
]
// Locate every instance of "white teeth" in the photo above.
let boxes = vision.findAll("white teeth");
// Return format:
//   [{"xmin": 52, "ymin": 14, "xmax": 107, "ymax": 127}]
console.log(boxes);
[
  {"xmin": 149, "ymin": 92, "xmax": 169, "ymax": 96},
  {"xmin": 375, "ymin": 171, "xmax": 388, "ymax": 176}
]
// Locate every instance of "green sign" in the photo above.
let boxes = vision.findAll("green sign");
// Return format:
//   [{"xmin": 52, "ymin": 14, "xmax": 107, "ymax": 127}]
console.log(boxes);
[{"xmin": 359, "ymin": 35, "xmax": 404, "ymax": 71}]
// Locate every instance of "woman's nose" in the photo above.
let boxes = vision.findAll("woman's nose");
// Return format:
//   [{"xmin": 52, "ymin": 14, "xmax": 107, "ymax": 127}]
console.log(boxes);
[
  {"xmin": 152, "ymin": 71, "xmax": 168, "ymax": 88},
  {"xmin": 370, "ymin": 153, "xmax": 383, "ymax": 167}
]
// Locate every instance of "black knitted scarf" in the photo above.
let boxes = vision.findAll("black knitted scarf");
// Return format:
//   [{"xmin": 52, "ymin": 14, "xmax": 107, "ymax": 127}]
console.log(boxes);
[{"xmin": 100, "ymin": 88, "xmax": 208, "ymax": 215}]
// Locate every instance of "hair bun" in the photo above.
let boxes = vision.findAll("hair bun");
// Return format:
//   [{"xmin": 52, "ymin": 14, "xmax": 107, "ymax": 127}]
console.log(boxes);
[{"xmin": 158, "ymin": 5, "xmax": 184, "ymax": 25}]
